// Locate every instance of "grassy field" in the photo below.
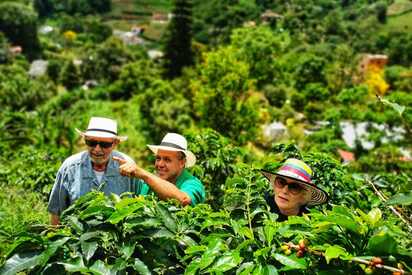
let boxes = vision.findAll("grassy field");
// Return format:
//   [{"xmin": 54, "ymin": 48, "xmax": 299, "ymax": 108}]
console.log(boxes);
[
  {"xmin": 382, "ymin": 10, "xmax": 412, "ymax": 33},
  {"xmin": 133, "ymin": 0, "xmax": 172, "ymax": 13},
  {"xmin": 106, "ymin": 0, "xmax": 172, "ymax": 40},
  {"xmin": 388, "ymin": 0, "xmax": 412, "ymax": 16},
  {"xmin": 0, "ymin": 185, "xmax": 49, "ymax": 262}
]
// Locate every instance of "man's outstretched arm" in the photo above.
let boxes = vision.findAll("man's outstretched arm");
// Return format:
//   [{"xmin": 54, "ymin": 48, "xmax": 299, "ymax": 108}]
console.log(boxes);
[{"xmin": 113, "ymin": 156, "xmax": 191, "ymax": 206}]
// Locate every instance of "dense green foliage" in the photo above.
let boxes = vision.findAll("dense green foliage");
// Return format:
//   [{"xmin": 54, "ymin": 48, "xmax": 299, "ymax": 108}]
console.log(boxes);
[
  {"xmin": 34, "ymin": 0, "xmax": 112, "ymax": 17},
  {"xmin": 162, "ymin": 0, "xmax": 194, "ymax": 78},
  {"xmin": 1, "ymin": 0, "xmax": 412, "ymax": 273},
  {"xmin": 0, "ymin": 2, "xmax": 41, "ymax": 59}
]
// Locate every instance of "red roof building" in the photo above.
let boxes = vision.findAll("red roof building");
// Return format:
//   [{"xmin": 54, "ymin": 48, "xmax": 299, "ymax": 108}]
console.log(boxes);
[{"xmin": 338, "ymin": 149, "xmax": 355, "ymax": 163}]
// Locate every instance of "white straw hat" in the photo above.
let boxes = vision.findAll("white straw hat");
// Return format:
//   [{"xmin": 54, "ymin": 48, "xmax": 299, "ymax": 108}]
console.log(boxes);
[
  {"xmin": 147, "ymin": 133, "xmax": 196, "ymax": 167},
  {"xmin": 75, "ymin": 117, "xmax": 127, "ymax": 142}
]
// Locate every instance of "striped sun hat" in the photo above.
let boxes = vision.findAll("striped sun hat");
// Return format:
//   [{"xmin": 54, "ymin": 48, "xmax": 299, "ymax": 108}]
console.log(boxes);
[{"xmin": 261, "ymin": 158, "xmax": 328, "ymax": 205}]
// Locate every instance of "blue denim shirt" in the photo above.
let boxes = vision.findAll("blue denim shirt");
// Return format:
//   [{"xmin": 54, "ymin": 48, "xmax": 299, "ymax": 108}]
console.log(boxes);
[{"xmin": 48, "ymin": 151, "xmax": 139, "ymax": 215}]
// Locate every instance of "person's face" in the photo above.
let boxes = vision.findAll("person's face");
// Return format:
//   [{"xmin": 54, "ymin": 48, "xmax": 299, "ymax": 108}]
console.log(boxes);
[
  {"xmin": 273, "ymin": 176, "xmax": 311, "ymax": 213},
  {"xmin": 154, "ymin": 150, "xmax": 186, "ymax": 182},
  {"xmin": 85, "ymin": 137, "xmax": 117, "ymax": 165}
]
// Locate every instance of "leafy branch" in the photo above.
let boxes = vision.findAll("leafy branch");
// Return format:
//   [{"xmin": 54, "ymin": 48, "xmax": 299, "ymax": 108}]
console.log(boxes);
[
  {"xmin": 376, "ymin": 94, "xmax": 411, "ymax": 137},
  {"xmin": 284, "ymin": 241, "xmax": 411, "ymax": 275},
  {"xmin": 365, "ymin": 178, "xmax": 412, "ymax": 233}
]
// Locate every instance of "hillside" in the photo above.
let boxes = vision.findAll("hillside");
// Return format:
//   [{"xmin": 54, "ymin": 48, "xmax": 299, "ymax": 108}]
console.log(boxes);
[{"xmin": 0, "ymin": 0, "xmax": 411, "ymax": 273}]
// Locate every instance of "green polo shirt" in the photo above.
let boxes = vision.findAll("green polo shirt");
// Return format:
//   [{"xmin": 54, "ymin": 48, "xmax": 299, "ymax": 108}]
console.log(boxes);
[{"xmin": 136, "ymin": 169, "xmax": 205, "ymax": 206}]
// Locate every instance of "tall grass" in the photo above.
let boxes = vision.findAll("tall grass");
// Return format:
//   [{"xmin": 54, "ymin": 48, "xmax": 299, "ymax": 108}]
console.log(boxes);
[{"xmin": 0, "ymin": 185, "xmax": 48, "ymax": 263}]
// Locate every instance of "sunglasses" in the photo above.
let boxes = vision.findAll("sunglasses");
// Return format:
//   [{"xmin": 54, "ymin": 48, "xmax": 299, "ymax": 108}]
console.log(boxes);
[
  {"xmin": 274, "ymin": 177, "xmax": 307, "ymax": 195},
  {"xmin": 85, "ymin": 139, "xmax": 114, "ymax": 148}
]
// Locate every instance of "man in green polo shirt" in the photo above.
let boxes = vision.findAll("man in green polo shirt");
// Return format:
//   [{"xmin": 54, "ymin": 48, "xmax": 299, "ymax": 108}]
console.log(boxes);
[{"xmin": 113, "ymin": 133, "xmax": 205, "ymax": 206}]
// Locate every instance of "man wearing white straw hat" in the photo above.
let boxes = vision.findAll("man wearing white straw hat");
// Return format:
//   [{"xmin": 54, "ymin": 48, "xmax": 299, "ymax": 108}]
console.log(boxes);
[
  {"xmin": 113, "ymin": 133, "xmax": 205, "ymax": 206},
  {"xmin": 48, "ymin": 117, "xmax": 139, "ymax": 225}
]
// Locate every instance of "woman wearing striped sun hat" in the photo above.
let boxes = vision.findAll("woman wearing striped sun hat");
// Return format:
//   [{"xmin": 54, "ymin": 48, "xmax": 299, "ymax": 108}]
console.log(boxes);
[{"xmin": 261, "ymin": 158, "xmax": 328, "ymax": 221}]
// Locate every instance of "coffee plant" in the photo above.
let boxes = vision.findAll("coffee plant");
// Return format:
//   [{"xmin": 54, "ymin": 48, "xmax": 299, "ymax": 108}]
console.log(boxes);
[{"xmin": 1, "ymin": 162, "xmax": 411, "ymax": 274}]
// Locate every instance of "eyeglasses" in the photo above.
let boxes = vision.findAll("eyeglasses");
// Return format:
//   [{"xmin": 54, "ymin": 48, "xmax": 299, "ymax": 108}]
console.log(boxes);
[
  {"xmin": 274, "ymin": 177, "xmax": 306, "ymax": 195},
  {"xmin": 85, "ymin": 139, "xmax": 114, "ymax": 148}
]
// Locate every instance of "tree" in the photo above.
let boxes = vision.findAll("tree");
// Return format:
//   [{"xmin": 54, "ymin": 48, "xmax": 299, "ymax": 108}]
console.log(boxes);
[
  {"xmin": 138, "ymin": 80, "xmax": 193, "ymax": 141},
  {"xmin": 0, "ymin": 63, "xmax": 56, "ymax": 111},
  {"xmin": 293, "ymin": 53, "xmax": 328, "ymax": 90},
  {"xmin": 263, "ymin": 84, "xmax": 287, "ymax": 108},
  {"xmin": 81, "ymin": 37, "xmax": 136, "ymax": 83},
  {"xmin": 59, "ymin": 60, "xmax": 81, "ymax": 90},
  {"xmin": 163, "ymin": 0, "xmax": 194, "ymax": 78},
  {"xmin": 33, "ymin": 0, "xmax": 54, "ymax": 17},
  {"xmin": 375, "ymin": 2, "xmax": 387, "ymax": 24},
  {"xmin": 192, "ymin": 0, "xmax": 260, "ymax": 44},
  {"xmin": 230, "ymin": 26, "xmax": 291, "ymax": 87},
  {"xmin": 192, "ymin": 46, "xmax": 260, "ymax": 144},
  {"xmin": 386, "ymin": 32, "xmax": 412, "ymax": 66},
  {"xmin": 0, "ymin": 32, "xmax": 11, "ymax": 64},
  {"xmin": 107, "ymin": 59, "xmax": 160, "ymax": 100},
  {"xmin": 0, "ymin": 2, "xmax": 41, "ymax": 59},
  {"xmin": 89, "ymin": 0, "xmax": 111, "ymax": 13}
]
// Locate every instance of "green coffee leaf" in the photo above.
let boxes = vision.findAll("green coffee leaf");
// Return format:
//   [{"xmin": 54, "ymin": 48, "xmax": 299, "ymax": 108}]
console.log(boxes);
[
  {"xmin": 108, "ymin": 203, "xmax": 143, "ymax": 224},
  {"xmin": 367, "ymin": 208, "xmax": 382, "ymax": 226},
  {"xmin": 156, "ymin": 204, "xmax": 177, "ymax": 233},
  {"xmin": 0, "ymin": 252, "xmax": 42, "ymax": 275},
  {"xmin": 274, "ymin": 253, "xmax": 307, "ymax": 270},
  {"xmin": 386, "ymin": 192, "xmax": 412, "ymax": 206},
  {"xmin": 366, "ymin": 231, "xmax": 398, "ymax": 255},
  {"xmin": 324, "ymin": 245, "xmax": 349, "ymax": 264},
  {"xmin": 207, "ymin": 250, "xmax": 242, "ymax": 273},
  {"xmin": 262, "ymin": 264, "xmax": 278, "ymax": 275},
  {"xmin": 132, "ymin": 258, "xmax": 151, "ymax": 275},
  {"xmin": 81, "ymin": 241, "xmax": 98, "ymax": 261},
  {"xmin": 120, "ymin": 242, "xmax": 135, "ymax": 260},
  {"xmin": 89, "ymin": 260, "xmax": 116, "ymax": 275},
  {"xmin": 197, "ymin": 238, "xmax": 225, "ymax": 270},
  {"xmin": 59, "ymin": 257, "xmax": 89, "ymax": 273},
  {"xmin": 236, "ymin": 261, "xmax": 255, "ymax": 275}
]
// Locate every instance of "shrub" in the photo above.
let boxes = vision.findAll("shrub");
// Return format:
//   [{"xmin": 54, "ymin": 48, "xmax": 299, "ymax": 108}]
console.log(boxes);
[
  {"xmin": 303, "ymin": 82, "xmax": 329, "ymax": 101},
  {"xmin": 80, "ymin": 37, "xmax": 136, "ymax": 83},
  {"xmin": 138, "ymin": 79, "xmax": 193, "ymax": 141},
  {"xmin": 293, "ymin": 54, "xmax": 328, "ymax": 90},
  {"xmin": 0, "ymin": 63, "xmax": 56, "ymax": 111},
  {"xmin": 263, "ymin": 84, "xmax": 287, "ymax": 108},
  {"xmin": 290, "ymin": 92, "xmax": 306, "ymax": 112},
  {"xmin": 107, "ymin": 59, "xmax": 160, "ymax": 100},
  {"xmin": 0, "ymin": 33, "xmax": 11, "ymax": 64},
  {"xmin": 59, "ymin": 59, "xmax": 82, "ymax": 90},
  {"xmin": 0, "ymin": 2, "xmax": 41, "ymax": 59},
  {"xmin": 304, "ymin": 101, "xmax": 324, "ymax": 122},
  {"xmin": 192, "ymin": 46, "xmax": 260, "ymax": 144},
  {"xmin": 186, "ymin": 128, "xmax": 245, "ymax": 209}
]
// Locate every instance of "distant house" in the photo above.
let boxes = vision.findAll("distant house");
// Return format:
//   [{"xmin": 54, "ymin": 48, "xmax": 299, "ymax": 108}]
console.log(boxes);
[
  {"xmin": 337, "ymin": 149, "xmax": 355, "ymax": 164},
  {"xmin": 243, "ymin": 21, "xmax": 256, "ymax": 27},
  {"xmin": 73, "ymin": 59, "xmax": 82, "ymax": 66},
  {"xmin": 261, "ymin": 10, "xmax": 283, "ymax": 23},
  {"xmin": 358, "ymin": 54, "xmax": 388, "ymax": 74},
  {"xmin": 29, "ymin": 59, "xmax": 48, "ymax": 78},
  {"xmin": 113, "ymin": 30, "xmax": 144, "ymax": 46},
  {"xmin": 148, "ymin": 49, "xmax": 163, "ymax": 60},
  {"xmin": 152, "ymin": 12, "xmax": 169, "ymax": 24},
  {"xmin": 263, "ymin": 121, "xmax": 287, "ymax": 141},
  {"xmin": 131, "ymin": 26, "xmax": 145, "ymax": 36},
  {"xmin": 9, "ymin": 46, "xmax": 22, "ymax": 55},
  {"xmin": 81, "ymin": 80, "xmax": 98, "ymax": 90},
  {"xmin": 39, "ymin": 25, "xmax": 54, "ymax": 35}
]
